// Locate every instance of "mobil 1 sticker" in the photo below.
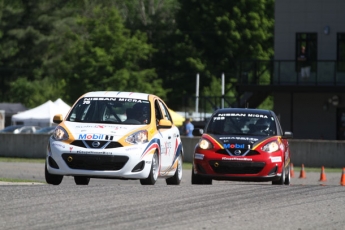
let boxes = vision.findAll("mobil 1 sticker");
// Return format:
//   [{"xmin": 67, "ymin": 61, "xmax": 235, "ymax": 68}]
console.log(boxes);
[{"xmin": 78, "ymin": 134, "xmax": 106, "ymax": 140}]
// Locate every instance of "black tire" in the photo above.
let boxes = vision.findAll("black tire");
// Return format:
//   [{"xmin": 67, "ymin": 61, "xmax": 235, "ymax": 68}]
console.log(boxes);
[
  {"xmin": 284, "ymin": 163, "xmax": 291, "ymax": 185},
  {"xmin": 191, "ymin": 166, "xmax": 212, "ymax": 185},
  {"xmin": 166, "ymin": 155, "xmax": 183, "ymax": 185},
  {"xmin": 272, "ymin": 164, "xmax": 286, "ymax": 185},
  {"xmin": 140, "ymin": 151, "xmax": 159, "ymax": 185},
  {"xmin": 74, "ymin": 176, "xmax": 90, "ymax": 185},
  {"xmin": 45, "ymin": 162, "xmax": 63, "ymax": 185}
]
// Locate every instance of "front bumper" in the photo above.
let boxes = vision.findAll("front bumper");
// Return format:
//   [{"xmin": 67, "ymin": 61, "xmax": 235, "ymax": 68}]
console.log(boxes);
[
  {"xmin": 46, "ymin": 138, "xmax": 154, "ymax": 179},
  {"xmin": 193, "ymin": 149, "xmax": 286, "ymax": 182}
]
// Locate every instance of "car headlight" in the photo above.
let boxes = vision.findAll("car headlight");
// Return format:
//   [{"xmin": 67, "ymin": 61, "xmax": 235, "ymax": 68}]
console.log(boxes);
[
  {"xmin": 198, "ymin": 139, "xmax": 213, "ymax": 150},
  {"xmin": 53, "ymin": 126, "xmax": 69, "ymax": 141},
  {"xmin": 126, "ymin": 130, "xmax": 148, "ymax": 144},
  {"xmin": 261, "ymin": 141, "xmax": 279, "ymax": 153}
]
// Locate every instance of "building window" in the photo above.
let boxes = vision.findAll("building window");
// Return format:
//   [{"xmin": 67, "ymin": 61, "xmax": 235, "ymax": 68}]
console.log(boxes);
[
  {"xmin": 296, "ymin": 33, "xmax": 317, "ymax": 72},
  {"xmin": 337, "ymin": 33, "xmax": 345, "ymax": 72}
]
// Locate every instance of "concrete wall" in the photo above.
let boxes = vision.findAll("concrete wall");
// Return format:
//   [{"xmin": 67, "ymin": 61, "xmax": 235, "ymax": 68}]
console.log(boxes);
[{"xmin": 1, "ymin": 134, "xmax": 345, "ymax": 168}]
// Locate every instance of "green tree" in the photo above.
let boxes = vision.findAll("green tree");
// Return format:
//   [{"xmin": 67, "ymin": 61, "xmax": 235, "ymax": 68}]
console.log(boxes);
[
  {"xmin": 54, "ymin": 5, "xmax": 165, "ymax": 103},
  {"xmin": 170, "ymin": 0, "xmax": 274, "ymax": 110},
  {"xmin": 0, "ymin": 0, "xmax": 73, "ymax": 106}
]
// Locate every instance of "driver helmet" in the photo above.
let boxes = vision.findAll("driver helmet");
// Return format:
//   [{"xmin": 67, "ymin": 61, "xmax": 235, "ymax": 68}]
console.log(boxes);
[
  {"xmin": 255, "ymin": 118, "xmax": 270, "ymax": 132},
  {"xmin": 133, "ymin": 103, "xmax": 150, "ymax": 123}
]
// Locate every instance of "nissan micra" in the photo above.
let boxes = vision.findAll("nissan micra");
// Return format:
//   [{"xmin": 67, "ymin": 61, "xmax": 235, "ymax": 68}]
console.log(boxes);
[
  {"xmin": 45, "ymin": 91, "xmax": 183, "ymax": 185},
  {"xmin": 192, "ymin": 108, "xmax": 292, "ymax": 185}
]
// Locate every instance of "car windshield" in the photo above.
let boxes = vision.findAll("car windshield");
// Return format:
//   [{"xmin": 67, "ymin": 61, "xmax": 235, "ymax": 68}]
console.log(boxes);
[
  {"xmin": 66, "ymin": 97, "xmax": 151, "ymax": 125},
  {"xmin": 206, "ymin": 112, "xmax": 277, "ymax": 136}
]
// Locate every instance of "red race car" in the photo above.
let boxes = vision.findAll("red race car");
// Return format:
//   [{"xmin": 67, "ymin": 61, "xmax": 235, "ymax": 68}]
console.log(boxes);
[{"xmin": 192, "ymin": 108, "xmax": 293, "ymax": 185}]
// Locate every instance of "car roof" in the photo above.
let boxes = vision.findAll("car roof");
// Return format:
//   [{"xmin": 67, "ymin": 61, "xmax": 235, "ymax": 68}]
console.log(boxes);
[
  {"xmin": 81, "ymin": 91, "xmax": 151, "ymax": 100},
  {"xmin": 214, "ymin": 108, "xmax": 274, "ymax": 115}
]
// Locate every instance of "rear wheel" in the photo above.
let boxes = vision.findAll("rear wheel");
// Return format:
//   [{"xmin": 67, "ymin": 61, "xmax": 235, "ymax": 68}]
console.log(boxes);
[
  {"xmin": 191, "ymin": 166, "xmax": 212, "ymax": 185},
  {"xmin": 74, "ymin": 176, "xmax": 90, "ymax": 185},
  {"xmin": 45, "ymin": 162, "xmax": 63, "ymax": 185},
  {"xmin": 166, "ymin": 155, "xmax": 183, "ymax": 185},
  {"xmin": 140, "ymin": 151, "xmax": 159, "ymax": 185},
  {"xmin": 272, "ymin": 164, "xmax": 286, "ymax": 185}
]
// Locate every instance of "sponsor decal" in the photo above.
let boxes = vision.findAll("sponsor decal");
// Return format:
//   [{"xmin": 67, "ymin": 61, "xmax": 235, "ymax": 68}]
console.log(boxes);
[
  {"xmin": 163, "ymin": 141, "xmax": 172, "ymax": 155},
  {"xmin": 215, "ymin": 113, "xmax": 268, "ymax": 118},
  {"xmin": 75, "ymin": 125, "xmax": 128, "ymax": 129},
  {"xmin": 220, "ymin": 136, "xmax": 259, "ymax": 141},
  {"xmin": 78, "ymin": 134, "xmax": 105, "ymax": 140},
  {"xmin": 222, "ymin": 157, "xmax": 252, "ymax": 161},
  {"xmin": 69, "ymin": 147, "xmax": 73, "ymax": 152},
  {"xmin": 217, "ymin": 113, "xmax": 246, "ymax": 117},
  {"xmin": 223, "ymin": 143, "xmax": 246, "ymax": 149},
  {"xmin": 52, "ymin": 143, "xmax": 65, "ymax": 149},
  {"xmin": 270, "ymin": 156, "xmax": 282, "ymax": 163},
  {"xmin": 194, "ymin": 153, "xmax": 204, "ymax": 160},
  {"xmin": 83, "ymin": 97, "xmax": 143, "ymax": 104},
  {"xmin": 76, "ymin": 151, "xmax": 114, "ymax": 155},
  {"xmin": 247, "ymin": 114, "xmax": 268, "ymax": 118},
  {"xmin": 126, "ymin": 147, "xmax": 141, "ymax": 152}
]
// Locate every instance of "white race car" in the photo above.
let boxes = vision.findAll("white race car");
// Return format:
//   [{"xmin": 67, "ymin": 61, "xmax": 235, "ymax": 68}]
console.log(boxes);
[{"xmin": 45, "ymin": 91, "xmax": 183, "ymax": 185}]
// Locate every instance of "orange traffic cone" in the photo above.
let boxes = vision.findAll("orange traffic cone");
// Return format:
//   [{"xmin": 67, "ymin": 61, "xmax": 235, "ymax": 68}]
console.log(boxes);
[
  {"xmin": 299, "ymin": 164, "xmax": 306, "ymax": 178},
  {"xmin": 290, "ymin": 163, "xmax": 295, "ymax": 178},
  {"xmin": 340, "ymin": 168, "xmax": 345, "ymax": 186},
  {"xmin": 319, "ymin": 166, "xmax": 327, "ymax": 182}
]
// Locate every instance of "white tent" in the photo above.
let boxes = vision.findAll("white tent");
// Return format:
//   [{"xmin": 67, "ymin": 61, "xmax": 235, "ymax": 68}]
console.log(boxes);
[
  {"xmin": 11, "ymin": 99, "xmax": 71, "ymax": 127},
  {"xmin": 54, "ymin": 98, "xmax": 71, "ymax": 117}
]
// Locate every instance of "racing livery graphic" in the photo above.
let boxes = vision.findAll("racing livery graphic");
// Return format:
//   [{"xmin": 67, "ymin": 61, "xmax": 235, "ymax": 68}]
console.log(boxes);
[
  {"xmin": 45, "ymin": 91, "xmax": 183, "ymax": 185},
  {"xmin": 192, "ymin": 108, "xmax": 293, "ymax": 185}
]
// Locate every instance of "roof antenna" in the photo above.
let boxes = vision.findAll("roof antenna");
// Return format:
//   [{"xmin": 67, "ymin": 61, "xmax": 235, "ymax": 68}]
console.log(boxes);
[{"xmin": 246, "ymin": 102, "xmax": 249, "ymax": 109}]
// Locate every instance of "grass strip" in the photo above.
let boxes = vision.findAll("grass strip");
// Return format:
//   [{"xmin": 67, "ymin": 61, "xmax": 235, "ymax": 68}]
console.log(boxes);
[{"xmin": 0, "ymin": 178, "xmax": 45, "ymax": 183}]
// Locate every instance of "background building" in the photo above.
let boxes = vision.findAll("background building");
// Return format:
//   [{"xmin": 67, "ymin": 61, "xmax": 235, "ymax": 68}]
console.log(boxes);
[{"xmin": 236, "ymin": 0, "xmax": 345, "ymax": 140}]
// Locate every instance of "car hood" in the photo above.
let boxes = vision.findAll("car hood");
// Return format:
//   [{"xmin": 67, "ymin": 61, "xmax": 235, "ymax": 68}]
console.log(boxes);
[
  {"xmin": 207, "ymin": 134, "xmax": 275, "ymax": 148},
  {"xmin": 63, "ymin": 122, "xmax": 146, "ymax": 141}
]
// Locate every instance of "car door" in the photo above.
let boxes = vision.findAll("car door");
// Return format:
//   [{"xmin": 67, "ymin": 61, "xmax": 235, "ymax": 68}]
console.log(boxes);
[{"xmin": 155, "ymin": 100, "xmax": 176, "ymax": 173}]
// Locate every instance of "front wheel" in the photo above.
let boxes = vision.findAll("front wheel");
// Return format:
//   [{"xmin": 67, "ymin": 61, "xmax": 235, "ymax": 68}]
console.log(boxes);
[
  {"xmin": 272, "ymin": 164, "xmax": 286, "ymax": 185},
  {"xmin": 191, "ymin": 166, "xmax": 212, "ymax": 185},
  {"xmin": 166, "ymin": 155, "xmax": 183, "ymax": 185},
  {"xmin": 74, "ymin": 176, "xmax": 90, "ymax": 185},
  {"xmin": 140, "ymin": 151, "xmax": 159, "ymax": 185},
  {"xmin": 284, "ymin": 163, "xmax": 291, "ymax": 185},
  {"xmin": 45, "ymin": 162, "xmax": 63, "ymax": 185}
]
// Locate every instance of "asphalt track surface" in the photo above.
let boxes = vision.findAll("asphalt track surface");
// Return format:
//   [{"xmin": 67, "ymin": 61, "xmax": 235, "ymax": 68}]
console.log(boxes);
[{"xmin": 0, "ymin": 162, "xmax": 345, "ymax": 230}]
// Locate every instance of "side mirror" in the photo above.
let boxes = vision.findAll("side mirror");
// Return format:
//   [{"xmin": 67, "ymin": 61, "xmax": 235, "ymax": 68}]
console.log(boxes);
[
  {"xmin": 282, "ymin": 131, "xmax": 293, "ymax": 139},
  {"xmin": 192, "ymin": 128, "xmax": 204, "ymax": 136},
  {"xmin": 158, "ymin": 119, "xmax": 172, "ymax": 129},
  {"xmin": 53, "ymin": 114, "xmax": 63, "ymax": 124}
]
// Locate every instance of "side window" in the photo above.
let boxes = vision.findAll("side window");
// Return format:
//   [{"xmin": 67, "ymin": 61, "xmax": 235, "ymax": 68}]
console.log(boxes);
[
  {"xmin": 295, "ymin": 33, "xmax": 317, "ymax": 72},
  {"xmin": 154, "ymin": 100, "xmax": 163, "ymax": 124},
  {"xmin": 158, "ymin": 100, "xmax": 172, "ymax": 122}
]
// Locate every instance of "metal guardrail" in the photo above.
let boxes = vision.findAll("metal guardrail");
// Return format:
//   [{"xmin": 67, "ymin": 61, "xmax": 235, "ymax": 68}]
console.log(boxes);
[{"xmin": 236, "ymin": 60, "xmax": 345, "ymax": 86}]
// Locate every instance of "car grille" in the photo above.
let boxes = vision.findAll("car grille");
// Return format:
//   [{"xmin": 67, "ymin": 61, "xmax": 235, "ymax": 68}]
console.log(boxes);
[
  {"xmin": 70, "ymin": 140, "xmax": 123, "ymax": 149},
  {"xmin": 62, "ymin": 154, "xmax": 128, "ymax": 170},
  {"xmin": 209, "ymin": 160, "xmax": 265, "ymax": 174},
  {"xmin": 216, "ymin": 149, "xmax": 260, "ymax": 156}
]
